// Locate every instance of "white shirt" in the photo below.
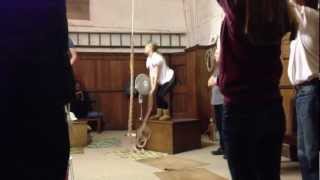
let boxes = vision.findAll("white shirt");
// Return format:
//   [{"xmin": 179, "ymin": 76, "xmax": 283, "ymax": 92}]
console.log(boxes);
[
  {"xmin": 146, "ymin": 52, "xmax": 174, "ymax": 85},
  {"xmin": 288, "ymin": 5, "xmax": 319, "ymax": 85}
]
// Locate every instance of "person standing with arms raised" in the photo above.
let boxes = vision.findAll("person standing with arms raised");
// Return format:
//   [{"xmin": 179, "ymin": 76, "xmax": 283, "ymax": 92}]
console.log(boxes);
[
  {"xmin": 288, "ymin": 0, "xmax": 319, "ymax": 179},
  {"xmin": 216, "ymin": 0, "xmax": 291, "ymax": 179}
]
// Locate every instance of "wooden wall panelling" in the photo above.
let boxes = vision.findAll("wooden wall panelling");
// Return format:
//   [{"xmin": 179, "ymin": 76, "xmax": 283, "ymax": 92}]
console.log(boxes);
[
  {"xmin": 280, "ymin": 33, "xmax": 297, "ymax": 160},
  {"xmin": 98, "ymin": 93, "xmax": 126, "ymax": 129},
  {"xmin": 185, "ymin": 50, "xmax": 199, "ymax": 118},
  {"xmin": 170, "ymin": 52, "xmax": 198, "ymax": 119},
  {"xmin": 74, "ymin": 53, "xmax": 152, "ymax": 130},
  {"xmin": 280, "ymin": 33, "xmax": 297, "ymax": 145},
  {"xmin": 281, "ymin": 89, "xmax": 296, "ymax": 139},
  {"xmin": 194, "ymin": 47, "xmax": 214, "ymax": 132},
  {"xmin": 73, "ymin": 53, "xmax": 100, "ymax": 90},
  {"xmin": 170, "ymin": 46, "xmax": 214, "ymax": 133},
  {"xmin": 280, "ymin": 60, "xmax": 291, "ymax": 87},
  {"xmin": 96, "ymin": 57, "xmax": 111, "ymax": 90},
  {"xmin": 170, "ymin": 53, "xmax": 188, "ymax": 118}
]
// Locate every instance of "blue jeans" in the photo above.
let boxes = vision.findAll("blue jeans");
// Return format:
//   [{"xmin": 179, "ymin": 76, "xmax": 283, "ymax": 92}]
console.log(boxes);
[
  {"xmin": 296, "ymin": 82, "xmax": 319, "ymax": 180},
  {"xmin": 223, "ymin": 100, "xmax": 285, "ymax": 180}
]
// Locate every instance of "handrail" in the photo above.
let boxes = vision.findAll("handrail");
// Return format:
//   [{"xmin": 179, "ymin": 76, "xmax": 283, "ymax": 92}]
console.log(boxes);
[{"xmin": 69, "ymin": 31, "xmax": 186, "ymax": 49}]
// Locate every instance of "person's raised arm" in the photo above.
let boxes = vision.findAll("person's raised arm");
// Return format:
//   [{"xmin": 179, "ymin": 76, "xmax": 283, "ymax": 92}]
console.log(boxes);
[{"xmin": 289, "ymin": 0, "xmax": 305, "ymax": 26}]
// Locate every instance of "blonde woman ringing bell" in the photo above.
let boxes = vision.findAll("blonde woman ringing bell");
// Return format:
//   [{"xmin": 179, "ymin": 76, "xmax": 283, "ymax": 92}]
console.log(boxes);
[{"xmin": 144, "ymin": 42, "xmax": 176, "ymax": 121}]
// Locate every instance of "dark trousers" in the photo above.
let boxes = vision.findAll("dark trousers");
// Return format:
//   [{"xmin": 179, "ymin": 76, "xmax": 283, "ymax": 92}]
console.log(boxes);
[
  {"xmin": 213, "ymin": 104, "xmax": 224, "ymax": 150},
  {"xmin": 156, "ymin": 76, "xmax": 176, "ymax": 109},
  {"xmin": 223, "ymin": 100, "xmax": 285, "ymax": 180},
  {"xmin": 2, "ymin": 92, "xmax": 70, "ymax": 180},
  {"xmin": 296, "ymin": 81, "xmax": 319, "ymax": 180}
]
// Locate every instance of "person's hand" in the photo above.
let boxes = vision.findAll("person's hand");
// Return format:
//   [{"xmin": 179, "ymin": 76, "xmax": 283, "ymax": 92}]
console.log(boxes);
[
  {"xmin": 149, "ymin": 89, "xmax": 155, "ymax": 95},
  {"xmin": 75, "ymin": 91, "xmax": 83, "ymax": 95},
  {"xmin": 288, "ymin": 0, "xmax": 298, "ymax": 9},
  {"xmin": 289, "ymin": 0, "xmax": 303, "ymax": 6},
  {"xmin": 289, "ymin": 0, "xmax": 295, "ymax": 4},
  {"xmin": 208, "ymin": 76, "xmax": 215, "ymax": 87}
]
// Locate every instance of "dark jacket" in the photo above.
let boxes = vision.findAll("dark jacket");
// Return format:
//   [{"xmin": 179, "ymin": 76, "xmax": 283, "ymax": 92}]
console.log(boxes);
[
  {"xmin": 1, "ymin": 1, "xmax": 74, "ymax": 105},
  {"xmin": 1, "ymin": 2, "xmax": 74, "ymax": 179}
]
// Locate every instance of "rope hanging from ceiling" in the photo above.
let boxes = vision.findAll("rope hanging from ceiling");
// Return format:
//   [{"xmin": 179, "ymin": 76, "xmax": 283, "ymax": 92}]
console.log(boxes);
[
  {"xmin": 128, "ymin": 0, "xmax": 135, "ymax": 136},
  {"xmin": 127, "ymin": 0, "xmax": 153, "ymax": 151}
]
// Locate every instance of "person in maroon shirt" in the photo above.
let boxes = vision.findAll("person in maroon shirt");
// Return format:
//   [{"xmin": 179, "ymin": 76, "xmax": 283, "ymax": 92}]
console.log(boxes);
[{"xmin": 216, "ymin": 0, "xmax": 292, "ymax": 180}]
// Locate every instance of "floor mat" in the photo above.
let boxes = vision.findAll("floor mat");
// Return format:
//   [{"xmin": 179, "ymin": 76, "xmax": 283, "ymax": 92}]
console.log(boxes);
[
  {"xmin": 88, "ymin": 137, "xmax": 121, "ymax": 149},
  {"xmin": 139, "ymin": 156, "xmax": 209, "ymax": 171},
  {"xmin": 155, "ymin": 168, "xmax": 227, "ymax": 180},
  {"xmin": 70, "ymin": 147, "xmax": 84, "ymax": 154},
  {"xmin": 113, "ymin": 149, "xmax": 168, "ymax": 161}
]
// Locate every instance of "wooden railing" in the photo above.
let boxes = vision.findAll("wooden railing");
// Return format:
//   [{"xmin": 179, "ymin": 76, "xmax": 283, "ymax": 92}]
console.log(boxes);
[{"xmin": 69, "ymin": 32, "xmax": 186, "ymax": 49}]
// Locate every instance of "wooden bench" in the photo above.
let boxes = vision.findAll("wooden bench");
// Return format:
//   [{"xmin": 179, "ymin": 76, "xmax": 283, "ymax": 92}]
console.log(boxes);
[{"xmin": 69, "ymin": 120, "xmax": 89, "ymax": 147}]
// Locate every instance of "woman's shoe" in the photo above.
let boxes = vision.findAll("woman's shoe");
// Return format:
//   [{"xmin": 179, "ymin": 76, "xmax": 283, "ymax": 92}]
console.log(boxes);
[
  {"xmin": 159, "ymin": 109, "xmax": 171, "ymax": 121},
  {"xmin": 150, "ymin": 108, "xmax": 163, "ymax": 120}
]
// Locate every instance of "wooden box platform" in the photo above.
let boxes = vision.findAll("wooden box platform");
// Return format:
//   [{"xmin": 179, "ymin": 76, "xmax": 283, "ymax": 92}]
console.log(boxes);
[
  {"xmin": 135, "ymin": 119, "xmax": 201, "ymax": 154},
  {"xmin": 69, "ymin": 120, "xmax": 89, "ymax": 147}
]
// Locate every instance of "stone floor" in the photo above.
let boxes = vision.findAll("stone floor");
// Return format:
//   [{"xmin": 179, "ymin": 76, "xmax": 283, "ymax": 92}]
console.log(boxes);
[{"xmin": 70, "ymin": 131, "xmax": 301, "ymax": 180}]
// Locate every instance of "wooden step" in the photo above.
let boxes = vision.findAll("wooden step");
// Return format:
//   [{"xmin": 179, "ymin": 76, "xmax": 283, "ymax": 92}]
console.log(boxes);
[{"xmin": 135, "ymin": 118, "xmax": 201, "ymax": 154}]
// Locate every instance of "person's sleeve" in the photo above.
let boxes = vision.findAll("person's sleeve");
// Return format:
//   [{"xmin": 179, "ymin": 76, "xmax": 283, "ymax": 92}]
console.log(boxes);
[
  {"xmin": 304, "ymin": 7, "xmax": 319, "ymax": 28},
  {"xmin": 213, "ymin": 75, "xmax": 218, "ymax": 82},
  {"xmin": 213, "ymin": 71, "xmax": 219, "ymax": 82},
  {"xmin": 152, "ymin": 55, "xmax": 163, "ymax": 67},
  {"xmin": 292, "ymin": 6, "xmax": 318, "ymax": 31},
  {"xmin": 69, "ymin": 38, "xmax": 75, "ymax": 48},
  {"xmin": 216, "ymin": 0, "xmax": 236, "ymax": 21}
]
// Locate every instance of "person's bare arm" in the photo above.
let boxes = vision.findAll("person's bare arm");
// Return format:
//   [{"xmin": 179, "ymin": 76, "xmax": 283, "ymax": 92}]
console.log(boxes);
[
  {"xmin": 150, "ymin": 66, "xmax": 159, "ymax": 94},
  {"xmin": 69, "ymin": 48, "xmax": 78, "ymax": 65},
  {"xmin": 208, "ymin": 42, "xmax": 220, "ymax": 87},
  {"xmin": 287, "ymin": 0, "xmax": 299, "ymax": 37},
  {"xmin": 289, "ymin": 0, "xmax": 304, "ymax": 25},
  {"xmin": 208, "ymin": 76, "xmax": 214, "ymax": 87},
  {"xmin": 208, "ymin": 75, "xmax": 217, "ymax": 87}
]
